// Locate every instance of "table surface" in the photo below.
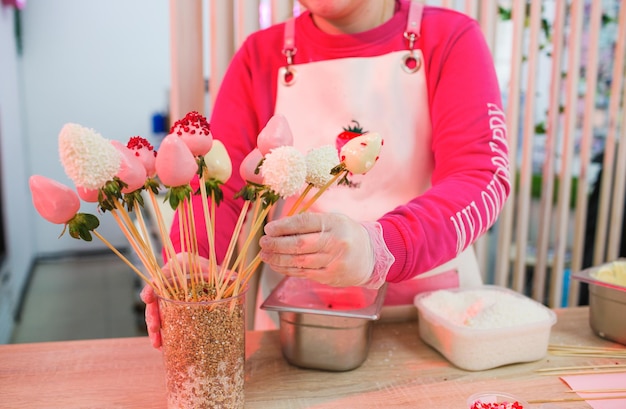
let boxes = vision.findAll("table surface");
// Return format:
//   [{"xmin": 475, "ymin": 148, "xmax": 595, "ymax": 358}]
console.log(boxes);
[{"xmin": 0, "ymin": 306, "xmax": 624, "ymax": 409}]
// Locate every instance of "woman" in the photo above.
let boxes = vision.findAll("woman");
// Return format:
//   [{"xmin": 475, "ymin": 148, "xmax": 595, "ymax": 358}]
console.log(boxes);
[{"xmin": 146, "ymin": 0, "xmax": 510, "ymax": 338}]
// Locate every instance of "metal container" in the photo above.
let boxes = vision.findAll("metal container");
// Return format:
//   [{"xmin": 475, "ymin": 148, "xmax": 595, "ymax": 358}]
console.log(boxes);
[
  {"xmin": 573, "ymin": 259, "xmax": 626, "ymax": 345},
  {"xmin": 261, "ymin": 277, "xmax": 387, "ymax": 371}
]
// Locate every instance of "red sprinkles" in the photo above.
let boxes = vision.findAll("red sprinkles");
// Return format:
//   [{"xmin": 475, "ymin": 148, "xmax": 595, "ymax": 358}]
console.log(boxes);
[
  {"xmin": 126, "ymin": 136, "xmax": 156, "ymax": 157},
  {"xmin": 470, "ymin": 400, "xmax": 524, "ymax": 409},
  {"xmin": 170, "ymin": 111, "xmax": 211, "ymax": 137}
]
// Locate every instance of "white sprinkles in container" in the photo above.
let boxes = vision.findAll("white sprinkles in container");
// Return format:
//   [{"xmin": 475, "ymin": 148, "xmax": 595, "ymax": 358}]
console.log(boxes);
[
  {"xmin": 419, "ymin": 288, "xmax": 552, "ymax": 329},
  {"xmin": 414, "ymin": 286, "xmax": 557, "ymax": 371}
]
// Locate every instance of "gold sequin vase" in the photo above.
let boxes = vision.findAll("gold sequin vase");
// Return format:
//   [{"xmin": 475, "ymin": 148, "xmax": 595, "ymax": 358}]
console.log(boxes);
[{"xmin": 158, "ymin": 290, "xmax": 246, "ymax": 409}]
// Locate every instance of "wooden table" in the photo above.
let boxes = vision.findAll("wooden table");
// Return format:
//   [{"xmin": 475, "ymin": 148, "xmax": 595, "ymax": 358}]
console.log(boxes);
[{"xmin": 0, "ymin": 307, "xmax": 624, "ymax": 408}]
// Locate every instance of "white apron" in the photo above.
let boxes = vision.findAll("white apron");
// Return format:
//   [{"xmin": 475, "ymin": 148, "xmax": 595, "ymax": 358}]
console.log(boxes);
[{"xmin": 254, "ymin": 1, "xmax": 482, "ymax": 329}]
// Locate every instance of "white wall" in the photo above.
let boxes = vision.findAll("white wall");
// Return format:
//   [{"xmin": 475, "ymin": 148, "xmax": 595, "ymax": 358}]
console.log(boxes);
[
  {"xmin": 0, "ymin": 5, "xmax": 34, "ymax": 344},
  {"xmin": 21, "ymin": 0, "xmax": 170, "ymax": 256},
  {"xmin": 0, "ymin": 0, "xmax": 170, "ymax": 342}
]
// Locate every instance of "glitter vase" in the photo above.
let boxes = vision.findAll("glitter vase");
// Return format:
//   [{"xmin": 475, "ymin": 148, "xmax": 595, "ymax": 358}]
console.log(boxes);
[{"xmin": 158, "ymin": 288, "xmax": 246, "ymax": 409}]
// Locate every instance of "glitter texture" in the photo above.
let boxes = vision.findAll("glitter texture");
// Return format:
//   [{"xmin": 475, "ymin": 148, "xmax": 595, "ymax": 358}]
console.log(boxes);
[{"xmin": 159, "ymin": 289, "xmax": 246, "ymax": 409}]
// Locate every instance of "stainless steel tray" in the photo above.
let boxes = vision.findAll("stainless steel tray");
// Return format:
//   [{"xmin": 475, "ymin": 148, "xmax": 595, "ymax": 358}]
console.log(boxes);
[{"xmin": 261, "ymin": 276, "xmax": 387, "ymax": 319}]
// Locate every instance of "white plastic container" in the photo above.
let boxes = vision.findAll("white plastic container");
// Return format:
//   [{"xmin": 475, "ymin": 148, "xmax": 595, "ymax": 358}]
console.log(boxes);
[
  {"xmin": 467, "ymin": 391, "xmax": 529, "ymax": 408},
  {"xmin": 414, "ymin": 285, "xmax": 557, "ymax": 371}
]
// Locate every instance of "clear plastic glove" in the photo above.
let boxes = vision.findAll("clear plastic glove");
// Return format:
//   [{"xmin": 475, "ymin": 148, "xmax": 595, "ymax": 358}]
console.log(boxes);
[{"xmin": 258, "ymin": 213, "xmax": 394, "ymax": 288}]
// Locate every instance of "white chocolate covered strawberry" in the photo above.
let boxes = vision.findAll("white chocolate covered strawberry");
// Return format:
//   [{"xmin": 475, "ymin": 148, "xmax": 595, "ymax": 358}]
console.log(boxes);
[
  {"xmin": 339, "ymin": 132, "xmax": 383, "ymax": 175},
  {"xmin": 203, "ymin": 140, "xmax": 232, "ymax": 183},
  {"xmin": 58, "ymin": 123, "xmax": 121, "ymax": 190}
]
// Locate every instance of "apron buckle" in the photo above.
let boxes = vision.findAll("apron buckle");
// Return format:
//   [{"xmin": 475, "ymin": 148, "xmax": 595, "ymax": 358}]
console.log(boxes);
[
  {"xmin": 281, "ymin": 48, "xmax": 298, "ymax": 86},
  {"xmin": 402, "ymin": 32, "xmax": 421, "ymax": 74},
  {"xmin": 279, "ymin": 66, "xmax": 297, "ymax": 86},
  {"xmin": 401, "ymin": 52, "xmax": 421, "ymax": 74}
]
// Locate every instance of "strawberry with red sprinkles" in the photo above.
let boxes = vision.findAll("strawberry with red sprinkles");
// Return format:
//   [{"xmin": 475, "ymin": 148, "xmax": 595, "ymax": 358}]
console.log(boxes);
[
  {"xmin": 169, "ymin": 110, "xmax": 213, "ymax": 156},
  {"xmin": 127, "ymin": 136, "xmax": 157, "ymax": 177}
]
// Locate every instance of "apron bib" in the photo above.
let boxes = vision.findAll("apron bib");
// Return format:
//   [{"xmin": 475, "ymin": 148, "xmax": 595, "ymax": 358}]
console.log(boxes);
[{"xmin": 254, "ymin": 1, "xmax": 481, "ymax": 329}]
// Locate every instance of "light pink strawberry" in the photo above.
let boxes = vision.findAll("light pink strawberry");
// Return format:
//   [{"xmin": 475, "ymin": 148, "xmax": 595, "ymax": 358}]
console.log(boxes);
[
  {"xmin": 169, "ymin": 111, "xmax": 213, "ymax": 156},
  {"xmin": 29, "ymin": 175, "xmax": 80, "ymax": 224},
  {"xmin": 239, "ymin": 148, "xmax": 264, "ymax": 184},
  {"xmin": 76, "ymin": 186, "xmax": 100, "ymax": 202},
  {"xmin": 155, "ymin": 134, "xmax": 198, "ymax": 187},
  {"xmin": 111, "ymin": 140, "xmax": 147, "ymax": 193},
  {"xmin": 257, "ymin": 114, "xmax": 293, "ymax": 155},
  {"xmin": 126, "ymin": 136, "xmax": 157, "ymax": 177}
]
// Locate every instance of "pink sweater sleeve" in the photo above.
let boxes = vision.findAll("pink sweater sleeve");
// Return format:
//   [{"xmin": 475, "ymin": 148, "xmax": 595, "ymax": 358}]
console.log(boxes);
[{"xmin": 380, "ymin": 17, "xmax": 510, "ymax": 283}]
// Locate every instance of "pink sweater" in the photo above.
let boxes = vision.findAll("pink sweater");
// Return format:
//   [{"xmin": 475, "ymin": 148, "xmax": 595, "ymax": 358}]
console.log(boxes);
[{"xmin": 170, "ymin": 0, "xmax": 511, "ymax": 285}]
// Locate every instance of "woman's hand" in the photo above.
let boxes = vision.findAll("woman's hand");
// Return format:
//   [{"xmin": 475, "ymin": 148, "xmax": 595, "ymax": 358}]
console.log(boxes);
[
  {"xmin": 259, "ymin": 213, "xmax": 393, "ymax": 288},
  {"xmin": 139, "ymin": 253, "xmax": 217, "ymax": 350},
  {"xmin": 140, "ymin": 284, "xmax": 162, "ymax": 349}
]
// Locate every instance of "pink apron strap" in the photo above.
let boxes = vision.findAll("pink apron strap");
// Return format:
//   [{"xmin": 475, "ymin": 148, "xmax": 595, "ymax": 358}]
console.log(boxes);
[
  {"xmin": 282, "ymin": 17, "xmax": 296, "ymax": 61},
  {"xmin": 406, "ymin": 0, "xmax": 424, "ymax": 38},
  {"xmin": 280, "ymin": 18, "xmax": 297, "ymax": 85},
  {"xmin": 283, "ymin": 0, "xmax": 424, "ymax": 60},
  {"xmin": 403, "ymin": 0, "xmax": 424, "ymax": 73}
]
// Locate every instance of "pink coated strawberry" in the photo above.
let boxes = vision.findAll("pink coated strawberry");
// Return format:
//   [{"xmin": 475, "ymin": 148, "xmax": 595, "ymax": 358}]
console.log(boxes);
[
  {"xmin": 76, "ymin": 186, "xmax": 100, "ymax": 203},
  {"xmin": 155, "ymin": 134, "xmax": 198, "ymax": 187},
  {"xmin": 29, "ymin": 175, "xmax": 80, "ymax": 224},
  {"xmin": 239, "ymin": 148, "xmax": 264, "ymax": 184},
  {"xmin": 111, "ymin": 140, "xmax": 147, "ymax": 193},
  {"xmin": 170, "ymin": 111, "xmax": 213, "ymax": 156},
  {"xmin": 257, "ymin": 114, "xmax": 294, "ymax": 155},
  {"xmin": 126, "ymin": 136, "xmax": 157, "ymax": 177}
]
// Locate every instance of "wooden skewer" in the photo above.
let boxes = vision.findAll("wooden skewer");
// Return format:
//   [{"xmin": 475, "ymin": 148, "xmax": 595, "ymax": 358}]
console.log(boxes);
[
  {"xmin": 528, "ymin": 395, "xmax": 626, "ymax": 404},
  {"xmin": 536, "ymin": 364, "xmax": 626, "ymax": 372},
  {"xmin": 549, "ymin": 344, "xmax": 626, "ymax": 351},
  {"xmin": 538, "ymin": 368, "xmax": 626, "ymax": 376},
  {"xmin": 547, "ymin": 344, "xmax": 626, "ymax": 358},
  {"xmin": 566, "ymin": 389, "xmax": 626, "ymax": 394}
]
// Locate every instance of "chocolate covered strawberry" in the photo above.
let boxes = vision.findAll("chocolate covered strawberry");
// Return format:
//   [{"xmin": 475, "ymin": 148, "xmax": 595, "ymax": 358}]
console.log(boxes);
[{"xmin": 340, "ymin": 132, "xmax": 383, "ymax": 175}]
